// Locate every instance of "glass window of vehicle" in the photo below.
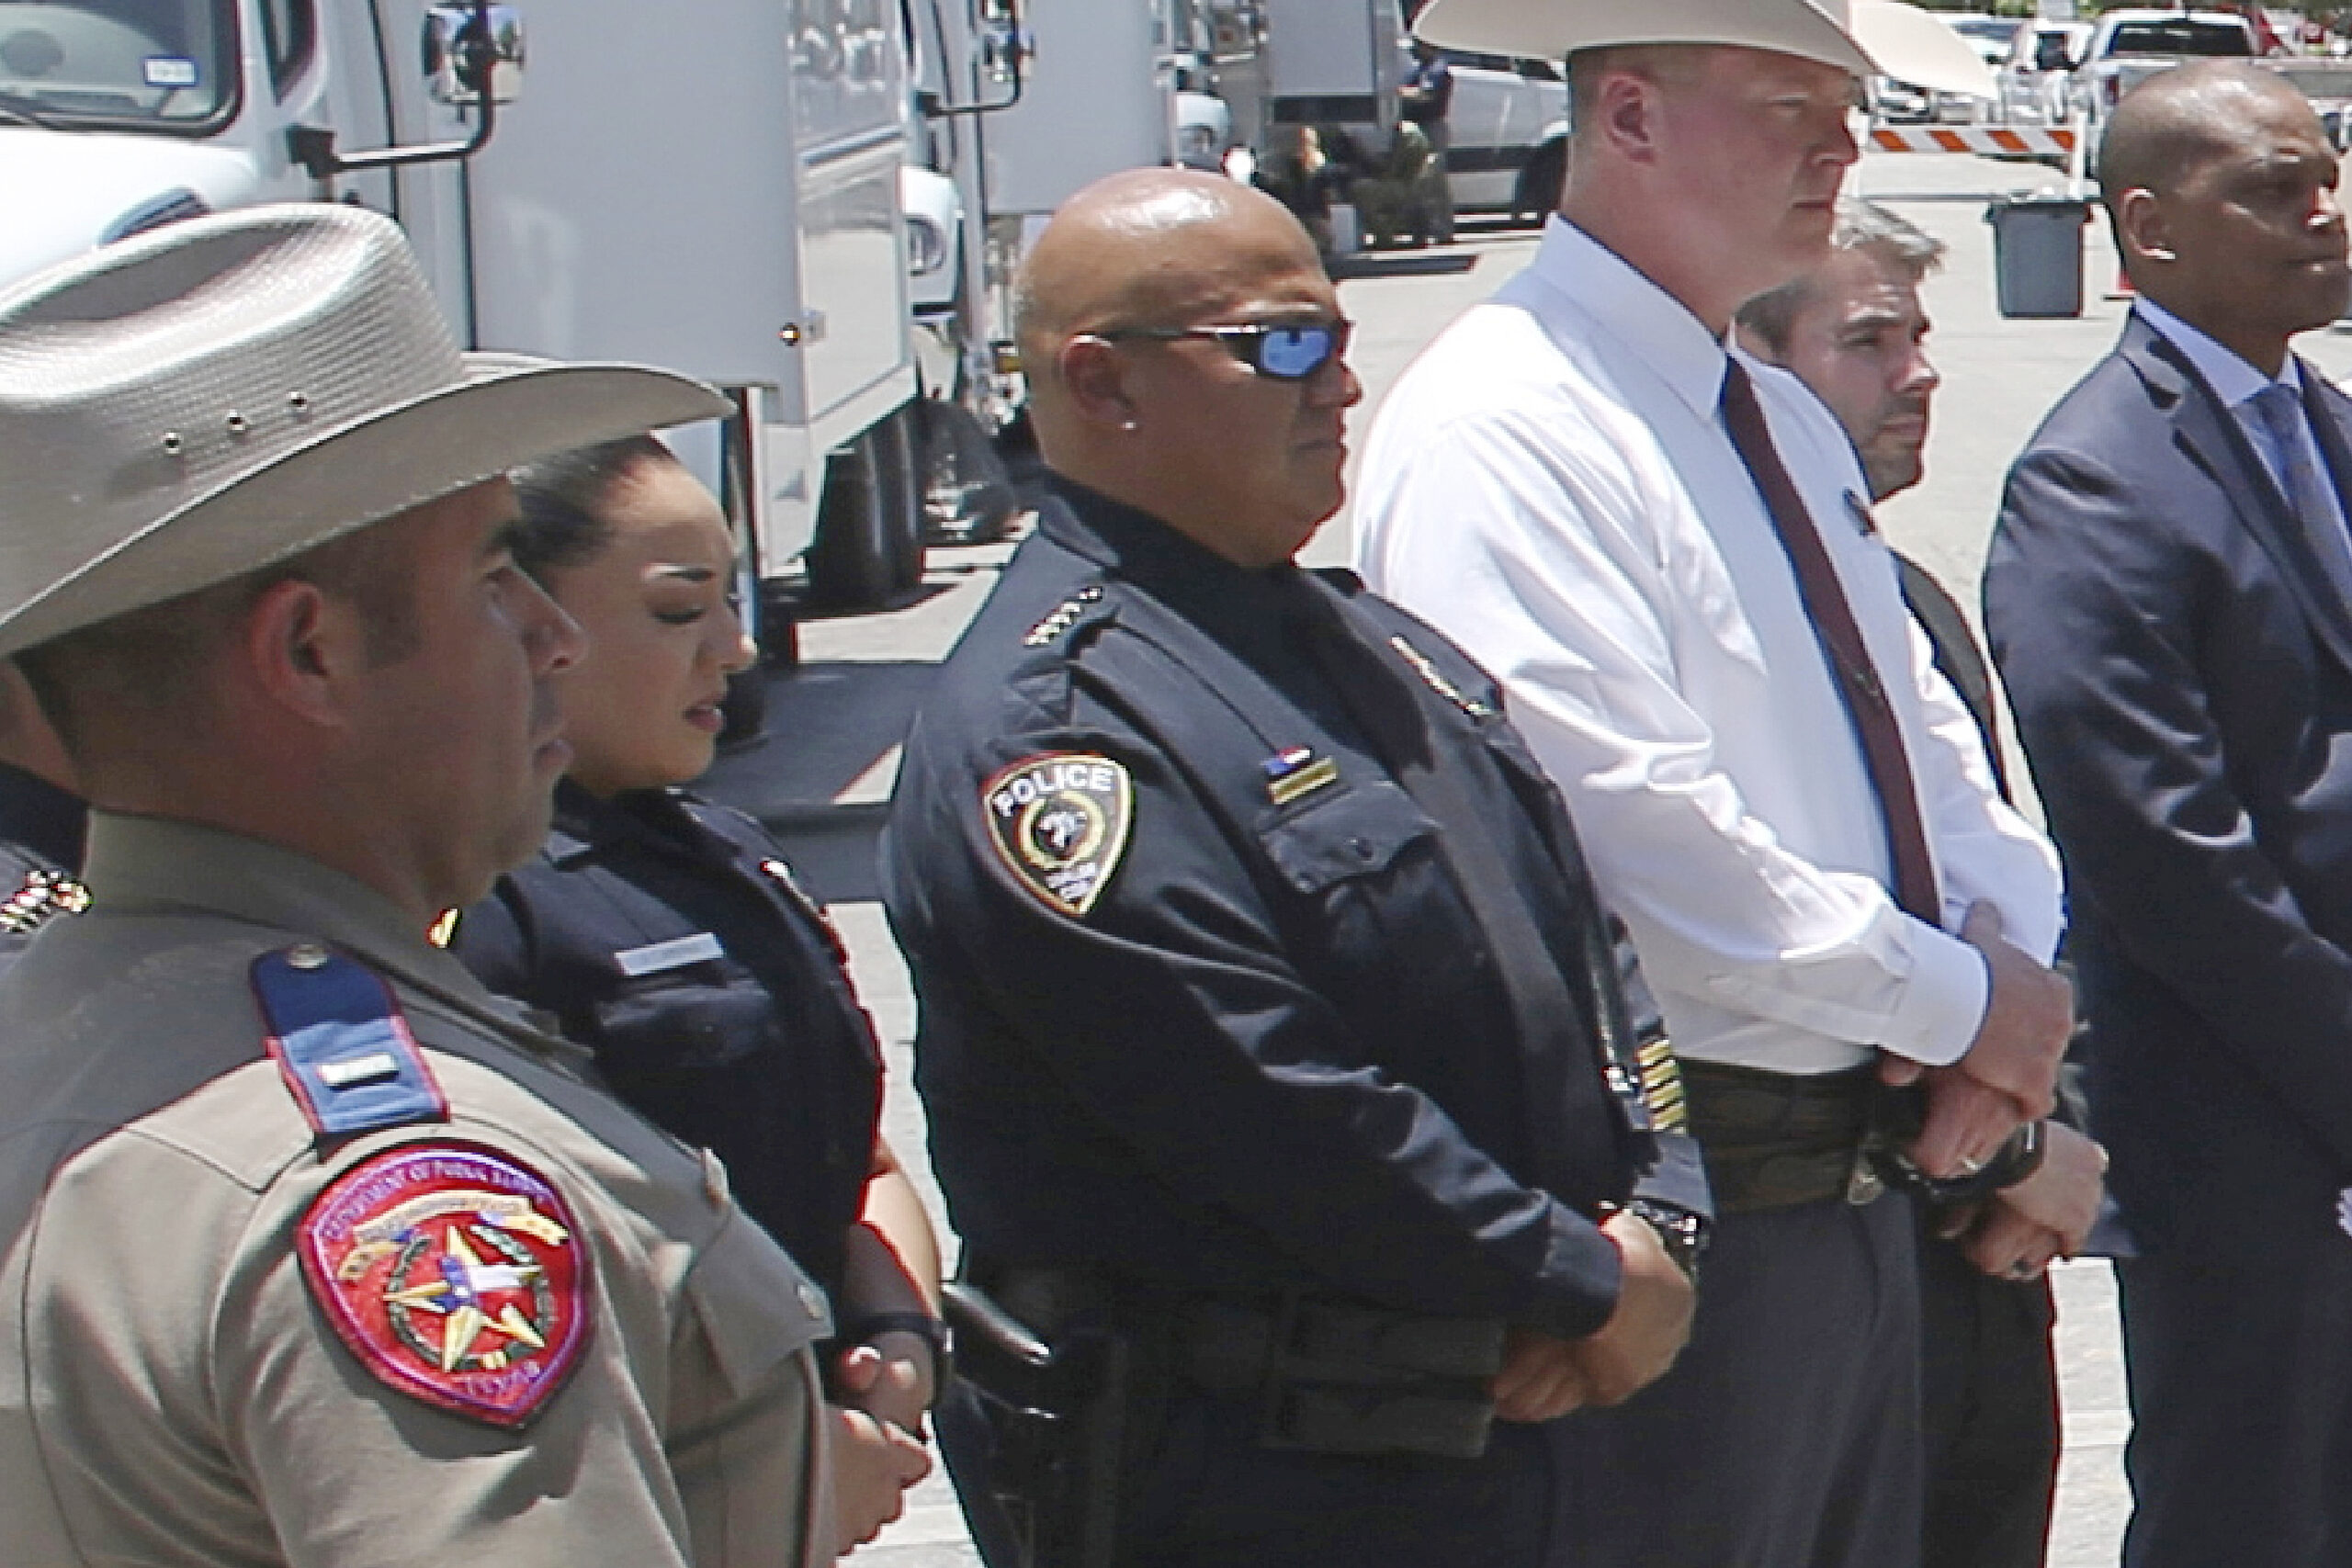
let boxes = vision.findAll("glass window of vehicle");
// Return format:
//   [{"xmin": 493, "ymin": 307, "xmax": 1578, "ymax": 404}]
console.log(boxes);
[
  {"xmin": 0, "ymin": 0, "xmax": 234, "ymax": 126},
  {"xmin": 2107, "ymin": 18, "xmax": 2252, "ymax": 57},
  {"xmin": 255, "ymin": 0, "xmax": 312, "ymax": 97}
]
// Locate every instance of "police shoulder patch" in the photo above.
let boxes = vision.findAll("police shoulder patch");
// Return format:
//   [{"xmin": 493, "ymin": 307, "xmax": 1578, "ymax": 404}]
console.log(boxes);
[
  {"xmin": 298, "ymin": 1141, "xmax": 594, "ymax": 1429},
  {"xmin": 981, "ymin": 752, "xmax": 1134, "ymax": 918}
]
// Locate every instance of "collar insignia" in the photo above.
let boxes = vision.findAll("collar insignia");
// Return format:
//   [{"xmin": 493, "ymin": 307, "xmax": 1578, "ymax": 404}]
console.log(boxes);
[
  {"xmin": 1023, "ymin": 585, "xmax": 1106, "ymax": 647},
  {"xmin": 1387, "ymin": 635, "xmax": 1494, "ymax": 719},
  {"xmin": 299, "ymin": 1142, "xmax": 594, "ymax": 1429},
  {"xmin": 1263, "ymin": 747, "xmax": 1340, "ymax": 807},
  {"xmin": 0, "ymin": 868, "xmax": 89, "ymax": 936},
  {"xmin": 982, "ymin": 752, "xmax": 1134, "ymax": 918}
]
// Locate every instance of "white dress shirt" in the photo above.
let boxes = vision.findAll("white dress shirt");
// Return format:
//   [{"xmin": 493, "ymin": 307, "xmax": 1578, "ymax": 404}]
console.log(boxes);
[
  {"xmin": 2133, "ymin": 298, "xmax": 2350, "ymax": 542},
  {"xmin": 1354, "ymin": 218, "xmax": 2064, "ymax": 1075}
]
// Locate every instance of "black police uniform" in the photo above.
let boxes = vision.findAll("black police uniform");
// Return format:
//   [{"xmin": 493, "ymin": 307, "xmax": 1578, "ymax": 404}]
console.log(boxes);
[
  {"xmin": 0, "ymin": 761, "xmax": 88, "ymax": 976},
  {"xmin": 452, "ymin": 779, "xmax": 881, "ymax": 1301},
  {"xmin": 883, "ymin": 479, "xmax": 1705, "ymax": 1568}
]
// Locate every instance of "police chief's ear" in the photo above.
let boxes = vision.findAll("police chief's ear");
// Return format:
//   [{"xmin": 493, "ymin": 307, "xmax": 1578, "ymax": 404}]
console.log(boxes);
[{"xmin": 1057, "ymin": 334, "xmax": 1146, "ymax": 434}]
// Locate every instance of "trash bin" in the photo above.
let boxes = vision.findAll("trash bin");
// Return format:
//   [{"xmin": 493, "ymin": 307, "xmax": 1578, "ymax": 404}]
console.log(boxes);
[{"xmin": 1984, "ymin": 193, "xmax": 2091, "ymax": 319}]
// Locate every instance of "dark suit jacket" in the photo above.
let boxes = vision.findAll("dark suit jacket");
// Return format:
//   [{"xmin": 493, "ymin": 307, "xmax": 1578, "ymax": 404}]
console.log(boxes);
[{"xmin": 1986, "ymin": 313, "xmax": 2352, "ymax": 1253}]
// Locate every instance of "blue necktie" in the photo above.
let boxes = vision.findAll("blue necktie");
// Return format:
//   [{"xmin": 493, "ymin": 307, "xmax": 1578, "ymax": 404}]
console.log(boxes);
[{"xmin": 2252, "ymin": 381, "xmax": 2334, "ymax": 527}]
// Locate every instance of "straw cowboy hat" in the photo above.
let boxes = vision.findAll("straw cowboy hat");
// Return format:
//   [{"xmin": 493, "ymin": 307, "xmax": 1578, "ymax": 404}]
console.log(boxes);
[
  {"xmin": 0, "ymin": 202, "xmax": 729, "ymax": 658},
  {"xmin": 1412, "ymin": 0, "xmax": 1996, "ymax": 99}
]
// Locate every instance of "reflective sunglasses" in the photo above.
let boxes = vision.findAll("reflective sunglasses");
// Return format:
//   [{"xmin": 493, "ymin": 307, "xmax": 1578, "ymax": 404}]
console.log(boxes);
[{"xmin": 1096, "ymin": 319, "xmax": 1353, "ymax": 381}]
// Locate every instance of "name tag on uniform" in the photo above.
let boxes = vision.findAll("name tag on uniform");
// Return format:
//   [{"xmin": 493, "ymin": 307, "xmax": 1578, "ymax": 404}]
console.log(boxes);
[{"xmin": 613, "ymin": 931, "xmax": 725, "ymax": 977}]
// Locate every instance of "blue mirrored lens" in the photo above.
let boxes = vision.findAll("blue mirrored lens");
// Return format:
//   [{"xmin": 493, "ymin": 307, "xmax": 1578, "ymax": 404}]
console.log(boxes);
[{"xmin": 1256, "ymin": 326, "xmax": 1334, "ymax": 378}]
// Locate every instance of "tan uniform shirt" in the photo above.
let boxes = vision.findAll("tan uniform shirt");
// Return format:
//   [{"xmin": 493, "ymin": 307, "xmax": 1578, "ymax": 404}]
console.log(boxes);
[{"xmin": 0, "ymin": 813, "xmax": 833, "ymax": 1566}]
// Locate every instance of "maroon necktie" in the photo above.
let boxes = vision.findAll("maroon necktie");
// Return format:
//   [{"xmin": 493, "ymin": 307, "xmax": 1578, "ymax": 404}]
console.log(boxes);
[{"xmin": 1720, "ymin": 358, "xmax": 1940, "ymax": 924}]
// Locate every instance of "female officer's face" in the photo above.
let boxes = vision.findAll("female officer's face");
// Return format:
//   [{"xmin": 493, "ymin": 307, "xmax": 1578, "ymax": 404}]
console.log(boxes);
[{"xmin": 544, "ymin": 457, "xmax": 755, "ymax": 798}]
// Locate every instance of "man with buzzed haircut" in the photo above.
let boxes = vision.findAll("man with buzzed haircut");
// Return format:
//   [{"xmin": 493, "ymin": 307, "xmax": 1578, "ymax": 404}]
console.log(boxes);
[
  {"xmin": 884, "ymin": 168, "xmax": 1705, "ymax": 1568},
  {"xmin": 1986, "ymin": 61, "xmax": 2352, "ymax": 1567}
]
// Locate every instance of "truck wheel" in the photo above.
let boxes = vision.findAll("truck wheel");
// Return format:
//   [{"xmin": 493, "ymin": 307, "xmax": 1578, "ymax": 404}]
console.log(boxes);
[
  {"xmin": 1513, "ymin": 141, "xmax": 1566, "ymax": 226},
  {"xmin": 920, "ymin": 399, "xmax": 1020, "ymax": 547},
  {"xmin": 807, "ymin": 406, "xmax": 923, "ymax": 609}
]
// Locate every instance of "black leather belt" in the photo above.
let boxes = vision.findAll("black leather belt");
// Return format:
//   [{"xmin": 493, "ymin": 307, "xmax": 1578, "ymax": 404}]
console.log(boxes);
[
  {"xmin": 1680, "ymin": 1060, "xmax": 1884, "ymax": 1213},
  {"xmin": 978, "ymin": 1264, "xmax": 1504, "ymax": 1460}
]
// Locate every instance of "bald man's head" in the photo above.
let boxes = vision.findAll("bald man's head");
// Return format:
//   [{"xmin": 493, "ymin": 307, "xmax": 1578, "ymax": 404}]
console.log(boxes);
[
  {"xmin": 1013, "ymin": 169, "xmax": 1322, "ymax": 385},
  {"xmin": 2100, "ymin": 61, "xmax": 2309, "ymax": 216},
  {"xmin": 2099, "ymin": 59, "xmax": 2348, "ymax": 371},
  {"xmin": 1010, "ymin": 167, "xmax": 1360, "ymax": 569}
]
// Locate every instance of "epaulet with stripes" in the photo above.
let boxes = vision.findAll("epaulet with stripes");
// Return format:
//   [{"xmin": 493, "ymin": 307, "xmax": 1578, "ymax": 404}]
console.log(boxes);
[{"xmin": 252, "ymin": 942, "xmax": 449, "ymax": 1142}]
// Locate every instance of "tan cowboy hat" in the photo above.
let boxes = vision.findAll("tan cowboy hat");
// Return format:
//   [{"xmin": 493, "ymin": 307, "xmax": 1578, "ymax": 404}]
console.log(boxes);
[
  {"xmin": 0, "ymin": 203, "xmax": 729, "ymax": 657},
  {"xmin": 1412, "ymin": 0, "xmax": 1996, "ymax": 99}
]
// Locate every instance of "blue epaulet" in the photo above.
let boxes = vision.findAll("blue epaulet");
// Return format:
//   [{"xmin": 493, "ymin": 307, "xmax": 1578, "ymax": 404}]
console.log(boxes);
[{"xmin": 253, "ymin": 943, "xmax": 450, "ymax": 1141}]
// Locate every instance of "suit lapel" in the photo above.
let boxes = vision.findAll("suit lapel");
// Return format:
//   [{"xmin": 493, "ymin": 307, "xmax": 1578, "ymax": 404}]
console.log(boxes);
[{"xmin": 2132, "ymin": 321, "xmax": 2352, "ymax": 674}]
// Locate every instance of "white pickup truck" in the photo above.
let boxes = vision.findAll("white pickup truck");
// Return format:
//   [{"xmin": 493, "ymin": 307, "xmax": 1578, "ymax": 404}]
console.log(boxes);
[{"xmin": 2073, "ymin": 8, "xmax": 2352, "ymax": 161}]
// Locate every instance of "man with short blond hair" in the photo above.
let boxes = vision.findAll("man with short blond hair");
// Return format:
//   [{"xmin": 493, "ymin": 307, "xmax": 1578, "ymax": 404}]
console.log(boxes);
[{"xmin": 1356, "ymin": 3, "xmax": 2071, "ymax": 1562}]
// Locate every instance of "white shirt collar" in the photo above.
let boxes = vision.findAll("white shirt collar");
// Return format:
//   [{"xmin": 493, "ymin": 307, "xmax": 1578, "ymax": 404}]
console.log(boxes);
[
  {"xmin": 2134, "ymin": 298, "xmax": 2301, "ymax": 407},
  {"xmin": 1529, "ymin": 216, "xmax": 1731, "ymax": 423}
]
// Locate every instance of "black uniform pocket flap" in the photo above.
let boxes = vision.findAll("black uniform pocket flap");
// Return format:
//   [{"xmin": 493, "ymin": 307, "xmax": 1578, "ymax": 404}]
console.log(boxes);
[
  {"xmin": 685, "ymin": 1211, "xmax": 833, "ymax": 1398},
  {"xmin": 592, "ymin": 976, "xmax": 777, "ymax": 1072},
  {"xmin": 1260, "ymin": 783, "xmax": 1437, "ymax": 894}
]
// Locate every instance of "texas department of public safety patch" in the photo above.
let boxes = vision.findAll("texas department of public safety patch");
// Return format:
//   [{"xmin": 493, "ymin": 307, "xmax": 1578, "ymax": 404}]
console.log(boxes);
[
  {"xmin": 982, "ymin": 752, "xmax": 1134, "ymax": 917},
  {"xmin": 298, "ymin": 1142, "xmax": 594, "ymax": 1429}
]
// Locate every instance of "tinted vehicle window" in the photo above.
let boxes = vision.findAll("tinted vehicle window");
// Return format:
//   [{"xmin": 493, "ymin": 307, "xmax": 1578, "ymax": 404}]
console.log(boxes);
[
  {"xmin": 2109, "ymin": 20, "xmax": 2252, "ymax": 56},
  {"xmin": 0, "ymin": 0, "xmax": 233, "ymax": 124}
]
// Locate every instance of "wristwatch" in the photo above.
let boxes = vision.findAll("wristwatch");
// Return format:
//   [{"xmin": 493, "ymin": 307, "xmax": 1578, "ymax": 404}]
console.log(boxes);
[
  {"xmin": 843, "ymin": 1310, "xmax": 956, "ymax": 1404},
  {"xmin": 1622, "ymin": 1199, "xmax": 1709, "ymax": 1284}
]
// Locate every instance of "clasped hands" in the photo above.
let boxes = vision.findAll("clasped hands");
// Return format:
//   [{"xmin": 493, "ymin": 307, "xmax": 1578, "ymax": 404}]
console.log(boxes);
[
  {"xmin": 1490, "ymin": 1208, "xmax": 1695, "ymax": 1425},
  {"xmin": 830, "ymin": 1337, "xmax": 936, "ymax": 1556},
  {"xmin": 1883, "ymin": 900, "xmax": 2098, "ymax": 1281}
]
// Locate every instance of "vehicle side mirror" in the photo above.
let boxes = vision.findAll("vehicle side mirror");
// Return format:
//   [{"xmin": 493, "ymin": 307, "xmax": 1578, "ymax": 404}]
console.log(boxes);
[
  {"xmin": 424, "ymin": 3, "xmax": 524, "ymax": 107},
  {"xmin": 981, "ymin": 0, "xmax": 1027, "ymax": 91}
]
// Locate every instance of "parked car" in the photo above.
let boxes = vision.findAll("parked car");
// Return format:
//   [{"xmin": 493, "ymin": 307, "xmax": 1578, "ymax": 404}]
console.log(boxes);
[
  {"xmin": 1995, "ymin": 18, "xmax": 2091, "ymax": 125},
  {"xmin": 1872, "ymin": 12, "xmax": 2015, "ymax": 124},
  {"xmin": 1421, "ymin": 48, "xmax": 1570, "ymax": 222},
  {"xmin": 2070, "ymin": 9, "xmax": 2256, "ymax": 140}
]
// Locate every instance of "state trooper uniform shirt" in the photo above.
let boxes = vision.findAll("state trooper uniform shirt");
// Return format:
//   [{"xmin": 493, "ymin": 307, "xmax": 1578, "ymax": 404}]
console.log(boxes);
[{"xmin": 0, "ymin": 813, "xmax": 833, "ymax": 1566}]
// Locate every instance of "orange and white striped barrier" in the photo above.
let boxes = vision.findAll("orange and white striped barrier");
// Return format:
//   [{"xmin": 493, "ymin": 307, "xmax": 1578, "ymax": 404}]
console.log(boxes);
[{"xmin": 1869, "ymin": 125, "xmax": 2078, "ymax": 157}]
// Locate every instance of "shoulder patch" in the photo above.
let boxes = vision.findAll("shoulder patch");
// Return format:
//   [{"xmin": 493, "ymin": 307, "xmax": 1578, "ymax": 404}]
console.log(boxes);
[
  {"xmin": 981, "ymin": 752, "xmax": 1134, "ymax": 917},
  {"xmin": 254, "ymin": 944, "xmax": 450, "ymax": 1141},
  {"xmin": 299, "ymin": 1141, "xmax": 594, "ymax": 1429}
]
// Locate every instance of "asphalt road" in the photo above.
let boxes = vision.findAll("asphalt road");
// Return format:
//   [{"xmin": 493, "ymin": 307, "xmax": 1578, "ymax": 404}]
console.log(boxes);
[{"xmin": 705, "ymin": 149, "xmax": 2352, "ymax": 1566}]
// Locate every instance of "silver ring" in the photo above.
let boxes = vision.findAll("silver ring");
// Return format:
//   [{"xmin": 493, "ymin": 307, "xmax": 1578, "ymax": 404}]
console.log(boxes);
[
  {"xmin": 1955, "ymin": 1155, "xmax": 1986, "ymax": 1176},
  {"xmin": 2006, "ymin": 1261, "xmax": 2038, "ymax": 1280}
]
